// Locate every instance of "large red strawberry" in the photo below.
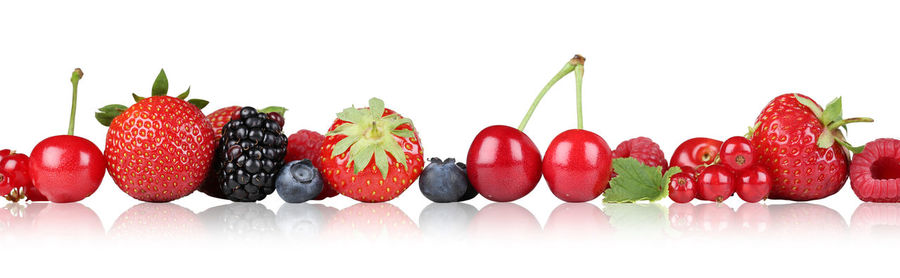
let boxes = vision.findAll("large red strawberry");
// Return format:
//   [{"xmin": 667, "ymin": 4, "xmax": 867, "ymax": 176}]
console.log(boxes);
[
  {"xmin": 198, "ymin": 105, "xmax": 286, "ymax": 199},
  {"xmin": 96, "ymin": 69, "xmax": 215, "ymax": 202},
  {"xmin": 749, "ymin": 93, "xmax": 872, "ymax": 201},
  {"xmin": 320, "ymin": 98, "xmax": 424, "ymax": 203}
]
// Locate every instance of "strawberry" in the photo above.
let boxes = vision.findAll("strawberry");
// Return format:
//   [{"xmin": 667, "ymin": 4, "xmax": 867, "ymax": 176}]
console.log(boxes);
[
  {"xmin": 749, "ymin": 93, "xmax": 872, "ymax": 201},
  {"xmin": 199, "ymin": 105, "xmax": 286, "ymax": 199},
  {"xmin": 287, "ymin": 129, "xmax": 339, "ymax": 200},
  {"xmin": 96, "ymin": 69, "xmax": 215, "ymax": 202},
  {"xmin": 319, "ymin": 98, "xmax": 424, "ymax": 203}
]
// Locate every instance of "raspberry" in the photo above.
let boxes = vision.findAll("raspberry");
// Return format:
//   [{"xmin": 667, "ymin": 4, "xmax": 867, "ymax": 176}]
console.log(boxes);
[
  {"xmin": 611, "ymin": 137, "xmax": 668, "ymax": 169},
  {"xmin": 850, "ymin": 138, "xmax": 900, "ymax": 202},
  {"xmin": 286, "ymin": 129, "xmax": 338, "ymax": 200}
]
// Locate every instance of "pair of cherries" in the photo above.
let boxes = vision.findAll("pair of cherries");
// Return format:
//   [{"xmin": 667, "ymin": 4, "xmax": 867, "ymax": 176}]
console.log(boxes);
[{"xmin": 467, "ymin": 55, "xmax": 612, "ymax": 203}]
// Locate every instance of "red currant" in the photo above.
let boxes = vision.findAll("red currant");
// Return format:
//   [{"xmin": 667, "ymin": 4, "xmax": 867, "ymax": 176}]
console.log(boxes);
[
  {"xmin": 697, "ymin": 165, "xmax": 735, "ymax": 202},
  {"xmin": 719, "ymin": 136, "xmax": 755, "ymax": 171},
  {"xmin": 668, "ymin": 172, "xmax": 696, "ymax": 203},
  {"xmin": 0, "ymin": 153, "xmax": 47, "ymax": 201},
  {"xmin": 735, "ymin": 165, "xmax": 772, "ymax": 202},
  {"xmin": 0, "ymin": 170, "xmax": 14, "ymax": 198}
]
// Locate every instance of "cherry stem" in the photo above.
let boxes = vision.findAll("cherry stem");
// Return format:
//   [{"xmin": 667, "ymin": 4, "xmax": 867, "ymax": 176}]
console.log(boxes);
[
  {"xmin": 573, "ymin": 58, "xmax": 585, "ymax": 129},
  {"xmin": 517, "ymin": 55, "xmax": 583, "ymax": 131},
  {"xmin": 68, "ymin": 68, "xmax": 83, "ymax": 136}
]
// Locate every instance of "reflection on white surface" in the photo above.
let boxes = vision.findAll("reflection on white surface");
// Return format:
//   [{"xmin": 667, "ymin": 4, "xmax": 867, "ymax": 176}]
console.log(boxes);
[
  {"xmin": 3, "ymin": 201, "xmax": 900, "ymax": 242},
  {"xmin": 108, "ymin": 203, "xmax": 204, "ymax": 241},
  {"xmin": 468, "ymin": 203, "xmax": 541, "ymax": 241},
  {"xmin": 419, "ymin": 202, "xmax": 478, "ymax": 240},
  {"xmin": 198, "ymin": 203, "xmax": 280, "ymax": 241}
]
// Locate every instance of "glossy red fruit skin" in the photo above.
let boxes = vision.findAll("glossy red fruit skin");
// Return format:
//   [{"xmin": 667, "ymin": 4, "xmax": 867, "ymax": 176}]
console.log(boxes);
[
  {"xmin": 720, "ymin": 136, "xmax": 755, "ymax": 172},
  {"xmin": 29, "ymin": 135, "xmax": 106, "ymax": 203},
  {"xmin": 668, "ymin": 172, "xmax": 696, "ymax": 203},
  {"xmin": 0, "ymin": 153, "xmax": 48, "ymax": 201},
  {"xmin": 543, "ymin": 129, "xmax": 612, "ymax": 203},
  {"xmin": 751, "ymin": 94, "xmax": 849, "ymax": 201},
  {"xmin": 697, "ymin": 165, "xmax": 735, "ymax": 202},
  {"xmin": 467, "ymin": 125, "xmax": 542, "ymax": 202},
  {"xmin": 736, "ymin": 165, "xmax": 772, "ymax": 203},
  {"xmin": 670, "ymin": 137, "xmax": 722, "ymax": 171}
]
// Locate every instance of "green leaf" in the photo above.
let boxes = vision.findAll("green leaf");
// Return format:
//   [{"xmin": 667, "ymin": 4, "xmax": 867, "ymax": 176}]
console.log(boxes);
[
  {"xmin": 821, "ymin": 97, "xmax": 843, "ymax": 126},
  {"xmin": 391, "ymin": 129, "xmax": 416, "ymax": 138},
  {"xmin": 383, "ymin": 140, "xmax": 408, "ymax": 169},
  {"xmin": 259, "ymin": 106, "xmax": 287, "ymax": 116},
  {"xmin": 176, "ymin": 86, "xmax": 190, "ymax": 99},
  {"xmin": 336, "ymin": 107, "xmax": 366, "ymax": 123},
  {"xmin": 603, "ymin": 158, "xmax": 681, "ymax": 203},
  {"xmin": 817, "ymin": 130, "xmax": 835, "ymax": 148},
  {"xmin": 374, "ymin": 148, "xmax": 390, "ymax": 179},
  {"xmin": 388, "ymin": 118, "xmax": 413, "ymax": 131},
  {"xmin": 331, "ymin": 134, "xmax": 361, "ymax": 157},
  {"xmin": 369, "ymin": 97, "xmax": 385, "ymax": 118},
  {"xmin": 95, "ymin": 104, "xmax": 128, "ymax": 127},
  {"xmin": 793, "ymin": 93, "xmax": 823, "ymax": 119},
  {"xmin": 152, "ymin": 69, "xmax": 168, "ymax": 96},
  {"xmin": 187, "ymin": 99, "xmax": 209, "ymax": 110},
  {"xmin": 132, "ymin": 93, "xmax": 145, "ymax": 102},
  {"xmin": 350, "ymin": 143, "xmax": 376, "ymax": 174}
]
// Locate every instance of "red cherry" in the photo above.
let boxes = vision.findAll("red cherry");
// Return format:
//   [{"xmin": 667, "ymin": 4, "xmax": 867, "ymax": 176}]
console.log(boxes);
[
  {"xmin": 668, "ymin": 172, "xmax": 696, "ymax": 203},
  {"xmin": 542, "ymin": 129, "xmax": 612, "ymax": 202},
  {"xmin": 670, "ymin": 137, "xmax": 722, "ymax": 171},
  {"xmin": 30, "ymin": 135, "xmax": 106, "ymax": 203},
  {"xmin": 467, "ymin": 125, "xmax": 542, "ymax": 202},
  {"xmin": 735, "ymin": 165, "xmax": 772, "ymax": 203},
  {"xmin": 0, "ymin": 153, "xmax": 48, "ymax": 201},
  {"xmin": 720, "ymin": 136, "xmax": 755, "ymax": 171},
  {"xmin": 697, "ymin": 165, "xmax": 735, "ymax": 202}
]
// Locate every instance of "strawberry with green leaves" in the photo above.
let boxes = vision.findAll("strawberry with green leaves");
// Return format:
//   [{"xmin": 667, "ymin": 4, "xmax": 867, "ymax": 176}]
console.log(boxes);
[
  {"xmin": 96, "ymin": 69, "xmax": 215, "ymax": 202},
  {"xmin": 749, "ymin": 93, "xmax": 872, "ymax": 201},
  {"xmin": 319, "ymin": 98, "xmax": 424, "ymax": 203}
]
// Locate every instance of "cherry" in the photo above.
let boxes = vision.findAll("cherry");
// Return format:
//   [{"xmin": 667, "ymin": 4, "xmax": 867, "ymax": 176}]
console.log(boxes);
[
  {"xmin": 670, "ymin": 137, "xmax": 722, "ymax": 172},
  {"xmin": 0, "ymin": 153, "xmax": 48, "ymax": 201},
  {"xmin": 668, "ymin": 172, "xmax": 696, "ymax": 203},
  {"xmin": 537, "ymin": 56, "xmax": 613, "ymax": 202},
  {"xmin": 697, "ymin": 165, "xmax": 735, "ymax": 202},
  {"xmin": 468, "ymin": 55, "xmax": 589, "ymax": 202},
  {"xmin": 544, "ymin": 129, "xmax": 612, "ymax": 202},
  {"xmin": 735, "ymin": 165, "xmax": 772, "ymax": 203},
  {"xmin": 29, "ymin": 69, "xmax": 106, "ymax": 203},
  {"xmin": 720, "ymin": 136, "xmax": 755, "ymax": 171},
  {"xmin": 467, "ymin": 125, "xmax": 542, "ymax": 202}
]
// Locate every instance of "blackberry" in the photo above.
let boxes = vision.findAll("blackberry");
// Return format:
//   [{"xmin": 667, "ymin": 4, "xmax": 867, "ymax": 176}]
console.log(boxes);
[{"xmin": 216, "ymin": 107, "xmax": 288, "ymax": 202}]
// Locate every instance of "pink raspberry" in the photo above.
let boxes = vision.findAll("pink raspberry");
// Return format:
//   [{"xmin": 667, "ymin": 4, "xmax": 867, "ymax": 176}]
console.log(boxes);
[
  {"xmin": 850, "ymin": 138, "xmax": 900, "ymax": 202},
  {"xmin": 612, "ymin": 137, "xmax": 668, "ymax": 169}
]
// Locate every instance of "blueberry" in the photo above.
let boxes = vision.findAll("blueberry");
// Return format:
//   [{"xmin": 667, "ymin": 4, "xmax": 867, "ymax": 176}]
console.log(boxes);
[
  {"xmin": 419, "ymin": 157, "xmax": 476, "ymax": 203},
  {"xmin": 275, "ymin": 159, "xmax": 324, "ymax": 203}
]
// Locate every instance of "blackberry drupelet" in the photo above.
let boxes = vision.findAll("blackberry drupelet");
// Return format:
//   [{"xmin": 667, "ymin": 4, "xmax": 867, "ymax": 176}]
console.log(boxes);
[{"xmin": 217, "ymin": 107, "xmax": 288, "ymax": 202}]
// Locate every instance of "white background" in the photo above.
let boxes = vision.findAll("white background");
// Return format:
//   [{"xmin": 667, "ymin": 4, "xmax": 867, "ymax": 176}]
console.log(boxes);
[{"xmin": 2, "ymin": 0, "xmax": 900, "ymax": 277}]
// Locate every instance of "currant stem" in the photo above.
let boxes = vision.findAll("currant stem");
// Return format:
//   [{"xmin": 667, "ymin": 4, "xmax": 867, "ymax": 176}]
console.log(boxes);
[
  {"xmin": 68, "ymin": 68, "xmax": 83, "ymax": 136},
  {"xmin": 517, "ymin": 55, "xmax": 583, "ymax": 131},
  {"xmin": 574, "ymin": 58, "xmax": 585, "ymax": 130}
]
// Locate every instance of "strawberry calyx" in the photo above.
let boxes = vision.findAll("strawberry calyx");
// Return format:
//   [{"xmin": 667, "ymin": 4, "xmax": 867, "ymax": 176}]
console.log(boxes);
[
  {"xmin": 793, "ymin": 94, "xmax": 873, "ymax": 154},
  {"xmin": 96, "ymin": 69, "xmax": 209, "ymax": 126},
  {"xmin": 326, "ymin": 97, "xmax": 415, "ymax": 179}
]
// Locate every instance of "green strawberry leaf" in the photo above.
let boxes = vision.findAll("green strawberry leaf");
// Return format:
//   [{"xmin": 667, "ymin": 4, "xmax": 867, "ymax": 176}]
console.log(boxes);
[
  {"xmin": 822, "ymin": 97, "xmax": 843, "ymax": 127},
  {"xmin": 793, "ymin": 94, "xmax": 823, "ymax": 119},
  {"xmin": 176, "ymin": 86, "xmax": 191, "ymax": 99},
  {"xmin": 187, "ymin": 99, "xmax": 209, "ymax": 109},
  {"xmin": 369, "ymin": 97, "xmax": 385, "ymax": 118},
  {"xmin": 603, "ymin": 158, "xmax": 681, "ymax": 203},
  {"xmin": 132, "ymin": 93, "xmax": 145, "ymax": 102},
  {"xmin": 152, "ymin": 69, "xmax": 168, "ymax": 96},
  {"xmin": 95, "ymin": 104, "xmax": 128, "ymax": 126},
  {"xmin": 259, "ymin": 106, "xmax": 287, "ymax": 116}
]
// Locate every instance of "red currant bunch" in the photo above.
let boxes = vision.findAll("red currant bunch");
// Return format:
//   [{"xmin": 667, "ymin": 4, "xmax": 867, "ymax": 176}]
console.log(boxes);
[{"xmin": 668, "ymin": 136, "xmax": 772, "ymax": 203}]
